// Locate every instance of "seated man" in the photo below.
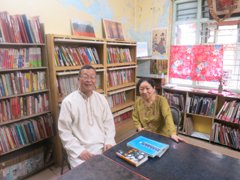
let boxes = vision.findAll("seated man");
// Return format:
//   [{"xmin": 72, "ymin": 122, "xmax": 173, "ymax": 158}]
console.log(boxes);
[{"xmin": 58, "ymin": 65, "xmax": 116, "ymax": 168}]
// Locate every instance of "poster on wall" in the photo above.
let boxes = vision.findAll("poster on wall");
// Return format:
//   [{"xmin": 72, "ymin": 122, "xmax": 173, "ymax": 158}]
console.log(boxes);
[
  {"xmin": 102, "ymin": 19, "xmax": 125, "ymax": 40},
  {"xmin": 150, "ymin": 59, "xmax": 168, "ymax": 75},
  {"xmin": 152, "ymin": 28, "xmax": 167, "ymax": 59},
  {"xmin": 212, "ymin": 0, "xmax": 240, "ymax": 16},
  {"xmin": 71, "ymin": 19, "xmax": 96, "ymax": 37},
  {"xmin": 137, "ymin": 42, "xmax": 148, "ymax": 57}
]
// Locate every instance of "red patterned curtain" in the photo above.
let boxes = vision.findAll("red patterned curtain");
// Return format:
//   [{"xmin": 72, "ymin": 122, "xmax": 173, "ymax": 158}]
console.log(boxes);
[{"xmin": 169, "ymin": 45, "xmax": 223, "ymax": 81}]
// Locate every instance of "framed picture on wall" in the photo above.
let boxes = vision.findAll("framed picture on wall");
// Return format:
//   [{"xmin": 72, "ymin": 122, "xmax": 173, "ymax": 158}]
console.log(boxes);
[
  {"xmin": 71, "ymin": 19, "xmax": 96, "ymax": 37},
  {"xmin": 102, "ymin": 19, "xmax": 125, "ymax": 40},
  {"xmin": 152, "ymin": 28, "xmax": 167, "ymax": 59},
  {"xmin": 212, "ymin": 0, "xmax": 240, "ymax": 16}
]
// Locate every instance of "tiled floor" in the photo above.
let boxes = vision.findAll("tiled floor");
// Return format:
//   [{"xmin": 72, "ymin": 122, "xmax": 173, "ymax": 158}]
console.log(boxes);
[{"xmin": 26, "ymin": 135, "xmax": 240, "ymax": 180}]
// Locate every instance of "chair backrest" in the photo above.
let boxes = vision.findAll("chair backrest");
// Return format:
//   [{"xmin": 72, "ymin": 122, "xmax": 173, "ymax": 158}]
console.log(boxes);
[{"xmin": 170, "ymin": 106, "xmax": 181, "ymax": 134}]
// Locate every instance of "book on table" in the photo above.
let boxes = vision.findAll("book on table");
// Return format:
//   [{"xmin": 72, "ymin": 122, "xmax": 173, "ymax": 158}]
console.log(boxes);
[
  {"xmin": 127, "ymin": 135, "xmax": 169, "ymax": 158},
  {"xmin": 116, "ymin": 146, "xmax": 148, "ymax": 167}
]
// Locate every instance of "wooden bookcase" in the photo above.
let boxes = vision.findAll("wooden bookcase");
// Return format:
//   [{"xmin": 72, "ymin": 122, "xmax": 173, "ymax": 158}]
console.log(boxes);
[
  {"xmin": 105, "ymin": 40, "xmax": 137, "ymax": 143},
  {"xmin": 0, "ymin": 30, "xmax": 54, "ymax": 178},
  {"xmin": 162, "ymin": 85, "xmax": 240, "ymax": 151},
  {"xmin": 46, "ymin": 34, "xmax": 106, "ymax": 164},
  {"xmin": 46, "ymin": 35, "xmax": 138, "ymax": 164}
]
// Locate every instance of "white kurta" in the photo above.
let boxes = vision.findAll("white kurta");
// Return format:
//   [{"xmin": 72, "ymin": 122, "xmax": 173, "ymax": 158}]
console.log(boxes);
[{"xmin": 58, "ymin": 90, "xmax": 116, "ymax": 168}]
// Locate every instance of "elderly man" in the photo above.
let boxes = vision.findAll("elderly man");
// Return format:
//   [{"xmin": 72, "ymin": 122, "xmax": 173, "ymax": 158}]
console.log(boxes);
[{"xmin": 58, "ymin": 65, "xmax": 116, "ymax": 168}]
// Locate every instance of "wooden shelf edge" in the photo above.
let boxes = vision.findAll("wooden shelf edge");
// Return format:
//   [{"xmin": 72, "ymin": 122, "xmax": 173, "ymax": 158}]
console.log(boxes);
[
  {"xmin": 0, "ymin": 111, "xmax": 51, "ymax": 126},
  {"xmin": 111, "ymin": 102, "xmax": 134, "ymax": 113},
  {"xmin": 0, "ymin": 136, "xmax": 54, "ymax": 156}
]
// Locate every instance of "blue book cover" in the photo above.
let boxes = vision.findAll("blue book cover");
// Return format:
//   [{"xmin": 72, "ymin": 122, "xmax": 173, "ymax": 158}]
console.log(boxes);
[{"xmin": 127, "ymin": 136, "xmax": 169, "ymax": 158}]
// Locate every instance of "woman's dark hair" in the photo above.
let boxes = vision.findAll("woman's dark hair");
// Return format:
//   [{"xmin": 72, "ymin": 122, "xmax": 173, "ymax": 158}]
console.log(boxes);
[
  {"xmin": 136, "ymin": 78, "xmax": 156, "ymax": 93},
  {"xmin": 79, "ymin": 65, "xmax": 96, "ymax": 76}
]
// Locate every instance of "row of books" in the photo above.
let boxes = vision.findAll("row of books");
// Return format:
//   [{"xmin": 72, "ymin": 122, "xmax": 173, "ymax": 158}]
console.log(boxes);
[
  {"xmin": 107, "ymin": 69, "xmax": 134, "ymax": 87},
  {"xmin": 57, "ymin": 75, "xmax": 78, "ymax": 98},
  {"xmin": 107, "ymin": 48, "xmax": 133, "ymax": 64},
  {"xmin": 114, "ymin": 111, "xmax": 132, "ymax": 124},
  {"xmin": 0, "ymin": 93, "xmax": 49, "ymax": 122},
  {"xmin": 0, "ymin": 48, "xmax": 42, "ymax": 69},
  {"xmin": 57, "ymin": 73, "xmax": 102, "ymax": 98},
  {"xmin": 164, "ymin": 92, "xmax": 185, "ymax": 111},
  {"xmin": 185, "ymin": 96, "xmax": 216, "ymax": 116},
  {"xmin": 116, "ymin": 136, "xmax": 169, "ymax": 167},
  {"xmin": 54, "ymin": 46, "xmax": 100, "ymax": 67},
  {"xmin": 216, "ymin": 100, "xmax": 240, "ymax": 124},
  {"xmin": 211, "ymin": 122, "xmax": 240, "ymax": 150},
  {"xmin": 0, "ymin": 71, "xmax": 46, "ymax": 97},
  {"xmin": 107, "ymin": 92, "xmax": 127, "ymax": 108},
  {"xmin": 1, "ymin": 148, "xmax": 44, "ymax": 179},
  {"xmin": 0, "ymin": 11, "xmax": 43, "ymax": 43},
  {"xmin": 0, "ymin": 114, "xmax": 53, "ymax": 154}
]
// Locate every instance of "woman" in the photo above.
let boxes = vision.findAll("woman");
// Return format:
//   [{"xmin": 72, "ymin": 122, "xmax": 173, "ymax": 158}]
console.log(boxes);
[{"xmin": 132, "ymin": 78, "xmax": 185, "ymax": 142}]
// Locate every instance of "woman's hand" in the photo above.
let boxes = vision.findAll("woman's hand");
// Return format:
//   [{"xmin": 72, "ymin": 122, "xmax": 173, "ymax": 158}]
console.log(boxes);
[
  {"xmin": 138, "ymin": 127, "xmax": 145, "ymax": 131},
  {"xmin": 171, "ymin": 134, "xmax": 186, "ymax": 143}
]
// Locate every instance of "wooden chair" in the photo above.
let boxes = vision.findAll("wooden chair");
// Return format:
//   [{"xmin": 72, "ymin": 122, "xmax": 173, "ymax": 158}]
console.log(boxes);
[{"xmin": 61, "ymin": 146, "xmax": 71, "ymax": 175}]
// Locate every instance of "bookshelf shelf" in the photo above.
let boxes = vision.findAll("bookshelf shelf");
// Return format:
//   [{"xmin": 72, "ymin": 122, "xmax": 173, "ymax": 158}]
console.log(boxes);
[
  {"xmin": 0, "ymin": 67, "xmax": 48, "ymax": 72},
  {"xmin": 185, "ymin": 112, "xmax": 214, "ymax": 119},
  {"xmin": 54, "ymin": 37, "xmax": 105, "ymax": 44},
  {"xmin": 107, "ymin": 62, "xmax": 136, "ymax": 67},
  {"xmin": 0, "ymin": 43, "xmax": 45, "ymax": 46},
  {"xmin": 0, "ymin": 135, "xmax": 53, "ymax": 156},
  {"xmin": 55, "ymin": 64, "xmax": 104, "ymax": 71},
  {"xmin": 111, "ymin": 101, "xmax": 135, "ymax": 113},
  {"xmin": 0, "ymin": 89, "xmax": 49, "ymax": 100},
  {"xmin": 0, "ymin": 111, "xmax": 51, "ymax": 126},
  {"xmin": 107, "ymin": 83, "xmax": 136, "ymax": 91},
  {"xmin": 163, "ymin": 85, "xmax": 240, "ymax": 151},
  {"xmin": 214, "ymin": 118, "xmax": 240, "ymax": 127},
  {"xmin": 113, "ymin": 106, "xmax": 133, "ymax": 117},
  {"xmin": 106, "ymin": 42, "xmax": 136, "ymax": 46}
]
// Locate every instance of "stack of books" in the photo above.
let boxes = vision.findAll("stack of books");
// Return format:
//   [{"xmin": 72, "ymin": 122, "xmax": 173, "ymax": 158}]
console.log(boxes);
[{"xmin": 116, "ymin": 136, "xmax": 169, "ymax": 167}]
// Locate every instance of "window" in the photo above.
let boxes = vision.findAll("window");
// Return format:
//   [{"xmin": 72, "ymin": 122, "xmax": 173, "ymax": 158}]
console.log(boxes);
[
  {"xmin": 175, "ymin": 0, "xmax": 198, "ymax": 21},
  {"xmin": 171, "ymin": 0, "xmax": 240, "ymax": 92},
  {"xmin": 175, "ymin": 23, "xmax": 197, "ymax": 45}
]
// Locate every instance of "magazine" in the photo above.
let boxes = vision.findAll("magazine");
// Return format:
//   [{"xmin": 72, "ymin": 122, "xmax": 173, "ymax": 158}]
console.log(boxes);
[
  {"xmin": 116, "ymin": 146, "xmax": 148, "ymax": 167},
  {"xmin": 127, "ymin": 136, "xmax": 169, "ymax": 158}
]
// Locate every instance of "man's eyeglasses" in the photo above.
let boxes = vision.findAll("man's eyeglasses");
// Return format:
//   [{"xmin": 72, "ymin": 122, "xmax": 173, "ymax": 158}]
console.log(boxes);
[{"xmin": 79, "ymin": 75, "xmax": 96, "ymax": 80}]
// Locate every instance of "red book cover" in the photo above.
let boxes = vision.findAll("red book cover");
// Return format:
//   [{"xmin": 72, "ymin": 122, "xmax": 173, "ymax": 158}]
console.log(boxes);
[
  {"xmin": 219, "ymin": 125, "xmax": 224, "ymax": 144},
  {"xmin": 3, "ymin": 127, "xmax": 15, "ymax": 150},
  {"xmin": 36, "ymin": 119, "xmax": 46, "ymax": 138},
  {"xmin": 6, "ymin": 13, "xmax": 16, "ymax": 42},
  {"xmin": 39, "ymin": 117, "xmax": 48, "ymax": 137},
  {"xmin": 79, "ymin": 48, "xmax": 90, "ymax": 65},
  {"xmin": 11, "ymin": 15, "xmax": 23, "ymax": 43},
  {"xmin": 16, "ymin": 15, "xmax": 29, "ymax": 43},
  {"xmin": 75, "ymin": 48, "xmax": 85, "ymax": 65},
  {"xmin": 0, "ymin": 12, "xmax": 11, "ymax": 42}
]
